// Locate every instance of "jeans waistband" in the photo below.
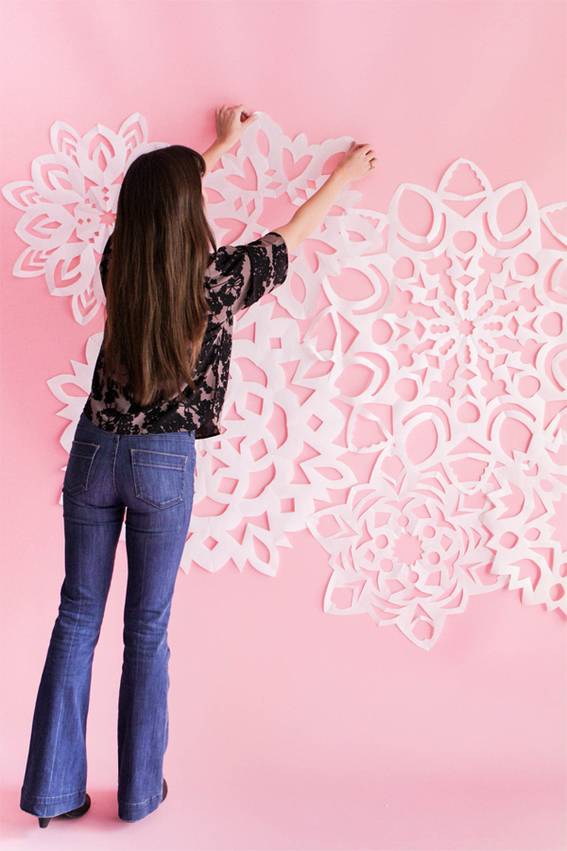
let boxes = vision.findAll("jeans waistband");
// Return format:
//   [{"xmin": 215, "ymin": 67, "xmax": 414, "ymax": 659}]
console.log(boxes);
[{"xmin": 76, "ymin": 411, "xmax": 195, "ymax": 443}]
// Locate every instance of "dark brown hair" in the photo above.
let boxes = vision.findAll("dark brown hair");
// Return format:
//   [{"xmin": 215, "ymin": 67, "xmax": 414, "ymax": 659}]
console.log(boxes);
[{"xmin": 102, "ymin": 144, "xmax": 217, "ymax": 406}]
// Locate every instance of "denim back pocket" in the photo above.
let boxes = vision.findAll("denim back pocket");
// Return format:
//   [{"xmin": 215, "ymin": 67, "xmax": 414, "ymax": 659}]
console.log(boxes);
[
  {"xmin": 64, "ymin": 440, "xmax": 100, "ymax": 495},
  {"xmin": 130, "ymin": 448, "xmax": 187, "ymax": 508}
]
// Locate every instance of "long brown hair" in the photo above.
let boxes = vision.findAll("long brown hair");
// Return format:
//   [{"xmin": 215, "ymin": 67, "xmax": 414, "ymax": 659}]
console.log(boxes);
[{"xmin": 102, "ymin": 144, "xmax": 217, "ymax": 407}]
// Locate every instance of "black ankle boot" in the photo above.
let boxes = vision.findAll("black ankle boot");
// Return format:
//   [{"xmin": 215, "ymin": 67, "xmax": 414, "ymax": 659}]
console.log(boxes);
[
  {"xmin": 162, "ymin": 778, "xmax": 168, "ymax": 802},
  {"xmin": 37, "ymin": 792, "xmax": 91, "ymax": 828}
]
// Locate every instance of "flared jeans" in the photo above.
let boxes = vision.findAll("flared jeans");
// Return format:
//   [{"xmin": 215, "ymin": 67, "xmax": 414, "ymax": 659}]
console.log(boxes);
[{"xmin": 20, "ymin": 411, "xmax": 196, "ymax": 821}]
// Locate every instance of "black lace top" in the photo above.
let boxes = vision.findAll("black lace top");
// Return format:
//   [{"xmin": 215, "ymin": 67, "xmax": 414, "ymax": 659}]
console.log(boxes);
[{"xmin": 82, "ymin": 230, "xmax": 289, "ymax": 439}]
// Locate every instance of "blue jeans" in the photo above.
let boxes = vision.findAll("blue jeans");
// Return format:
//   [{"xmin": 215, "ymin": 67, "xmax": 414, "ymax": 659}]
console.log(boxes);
[{"xmin": 20, "ymin": 411, "xmax": 196, "ymax": 822}]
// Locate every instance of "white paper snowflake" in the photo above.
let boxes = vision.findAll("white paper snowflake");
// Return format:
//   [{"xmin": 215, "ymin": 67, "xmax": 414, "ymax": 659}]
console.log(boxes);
[{"xmin": 2, "ymin": 113, "xmax": 169, "ymax": 324}]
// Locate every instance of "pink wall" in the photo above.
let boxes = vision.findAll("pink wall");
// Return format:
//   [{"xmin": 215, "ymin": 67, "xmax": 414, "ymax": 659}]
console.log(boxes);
[{"xmin": 1, "ymin": 1, "xmax": 566, "ymax": 849}]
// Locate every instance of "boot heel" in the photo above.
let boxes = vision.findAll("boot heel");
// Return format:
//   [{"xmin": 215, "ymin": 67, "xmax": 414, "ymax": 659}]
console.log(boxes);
[{"xmin": 35, "ymin": 793, "xmax": 91, "ymax": 828}]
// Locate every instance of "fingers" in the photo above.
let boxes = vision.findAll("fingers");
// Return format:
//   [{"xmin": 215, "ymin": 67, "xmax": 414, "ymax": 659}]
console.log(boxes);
[
  {"xmin": 357, "ymin": 144, "xmax": 376, "ymax": 164},
  {"xmin": 348, "ymin": 142, "xmax": 376, "ymax": 161},
  {"xmin": 217, "ymin": 103, "xmax": 255, "ymax": 122}
]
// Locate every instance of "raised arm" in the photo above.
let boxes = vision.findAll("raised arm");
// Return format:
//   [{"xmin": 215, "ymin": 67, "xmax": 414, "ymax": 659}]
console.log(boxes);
[
  {"xmin": 201, "ymin": 104, "xmax": 257, "ymax": 173},
  {"xmin": 272, "ymin": 142, "xmax": 377, "ymax": 253},
  {"xmin": 200, "ymin": 105, "xmax": 376, "ymax": 313},
  {"xmin": 201, "ymin": 104, "xmax": 376, "ymax": 251}
]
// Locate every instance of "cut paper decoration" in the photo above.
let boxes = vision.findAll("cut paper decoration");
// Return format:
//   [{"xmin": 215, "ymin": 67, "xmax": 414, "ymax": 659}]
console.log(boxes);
[
  {"xmin": 49, "ymin": 320, "xmax": 357, "ymax": 576},
  {"xmin": 4, "ymin": 112, "xmax": 566, "ymax": 649},
  {"xmin": 2, "ymin": 114, "xmax": 171, "ymax": 324}
]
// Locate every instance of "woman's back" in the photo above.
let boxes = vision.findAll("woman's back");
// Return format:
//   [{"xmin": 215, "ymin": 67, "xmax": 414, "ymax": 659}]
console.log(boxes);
[{"xmin": 83, "ymin": 229, "xmax": 289, "ymax": 438}]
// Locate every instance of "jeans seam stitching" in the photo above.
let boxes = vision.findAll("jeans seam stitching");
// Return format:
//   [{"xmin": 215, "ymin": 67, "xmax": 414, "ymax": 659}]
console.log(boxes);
[
  {"xmin": 45, "ymin": 558, "xmax": 85, "ymax": 794},
  {"xmin": 112, "ymin": 437, "xmax": 119, "ymax": 497},
  {"xmin": 21, "ymin": 789, "xmax": 85, "ymax": 801},
  {"xmin": 120, "ymin": 790, "xmax": 162, "ymax": 807}
]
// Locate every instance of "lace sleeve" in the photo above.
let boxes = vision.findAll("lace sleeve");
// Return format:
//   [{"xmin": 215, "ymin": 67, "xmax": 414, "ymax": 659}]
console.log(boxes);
[{"xmin": 206, "ymin": 231, "xmax": 289, "ymax": 317}]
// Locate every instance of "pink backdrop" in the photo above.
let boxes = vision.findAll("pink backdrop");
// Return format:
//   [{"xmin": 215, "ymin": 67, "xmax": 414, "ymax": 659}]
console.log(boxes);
[{"xmin": 1, "ymin": 1, "xmax": 566, "ymax": 849}]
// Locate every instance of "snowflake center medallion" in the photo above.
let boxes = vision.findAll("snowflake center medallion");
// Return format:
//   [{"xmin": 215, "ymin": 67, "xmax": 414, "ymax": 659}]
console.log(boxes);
[{"xmin": 393, "ymin": 533, "xmax": 423, "ymax": 566}]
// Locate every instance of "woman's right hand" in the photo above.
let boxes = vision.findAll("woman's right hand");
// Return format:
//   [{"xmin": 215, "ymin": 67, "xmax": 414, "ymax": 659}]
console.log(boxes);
[
  {"xmin": 271, "ymin": 141, "xmax": 377, "ymax": 253},
  {"xmin": 335, "ymin": 142, "xmax": 377, "ymax": 183}
]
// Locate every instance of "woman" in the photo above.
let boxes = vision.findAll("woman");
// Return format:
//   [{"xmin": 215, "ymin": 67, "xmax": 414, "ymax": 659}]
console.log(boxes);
[{"xmin": 19, "ymin": 104, "xmax": 376, "ymax": 826}]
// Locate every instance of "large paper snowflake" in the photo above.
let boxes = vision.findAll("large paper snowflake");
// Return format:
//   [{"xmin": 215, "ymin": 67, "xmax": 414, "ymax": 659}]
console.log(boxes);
[{"xmin": 4, "ymin": 112, "xmax": 566, "ymax": 648}]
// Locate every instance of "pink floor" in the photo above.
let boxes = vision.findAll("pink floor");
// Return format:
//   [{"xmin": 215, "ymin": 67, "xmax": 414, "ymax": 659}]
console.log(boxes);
[{"xmin": 3, "ymin": 532, "xmax": 566, "ymax": 850}]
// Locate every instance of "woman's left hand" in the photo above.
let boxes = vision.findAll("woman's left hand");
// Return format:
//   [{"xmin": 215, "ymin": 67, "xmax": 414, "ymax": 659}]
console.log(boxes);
[{"xmin": 215, "ymin": 104, "xmax": 257, "ymax": 148}]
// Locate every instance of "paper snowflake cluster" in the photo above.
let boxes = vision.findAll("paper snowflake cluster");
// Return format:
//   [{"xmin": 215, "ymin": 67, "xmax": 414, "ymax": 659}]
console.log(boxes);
[{"xmin": 3, "ymin": 111, "xmax": 566, "ymax": 649}]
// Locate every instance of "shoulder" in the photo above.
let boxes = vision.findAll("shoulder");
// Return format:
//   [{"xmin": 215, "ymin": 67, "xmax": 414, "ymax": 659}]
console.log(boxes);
[
  {"xmin": 205, "ymin": 231, "xmax": 288, "ymax": 287},
  {"xmin": 204, "ymin": 241, "xmax": 245, "ymax": 286}
]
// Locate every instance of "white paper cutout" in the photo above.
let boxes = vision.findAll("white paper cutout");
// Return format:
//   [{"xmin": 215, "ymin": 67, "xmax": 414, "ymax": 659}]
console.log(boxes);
[
  {"xmin": 4, "ymin": 112, "xmax": 566, "ymax": 649},
  {"xmin": 2, "ymin": 113, "xmax": 170, "ymax": 324}
]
